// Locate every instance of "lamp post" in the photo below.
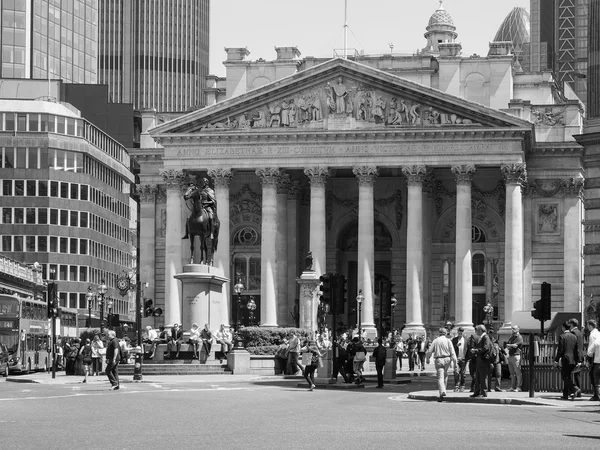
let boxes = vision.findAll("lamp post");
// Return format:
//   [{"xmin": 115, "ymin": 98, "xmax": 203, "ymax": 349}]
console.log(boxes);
[
  {"xmin": 107, "ymin": 297, "xmax": 114, "ymax": 329},
  {"xmin": 233, "ymin": 279, "xmax": 245, "ymax": 330},
  {"xmin": 86, "ymin": 286, "xmax": 94, "ymax": 328},
  {"xmin": 49, "ymin": 267, "xmax": 57, "ymax": 379},
  {"xmin": 390, "ymin": 293, "xmax": 398, "ymax": 347},
  {"xmin": 97, "ymin": 279, "xmax": 107, "ymax": 334},
  {"xmin": 247, "ymin": 296, "xmax": 257, "ymax": 326},
  {"xmin": 356, "ymin": 289, "xmax": 364, "ymax": 341}
]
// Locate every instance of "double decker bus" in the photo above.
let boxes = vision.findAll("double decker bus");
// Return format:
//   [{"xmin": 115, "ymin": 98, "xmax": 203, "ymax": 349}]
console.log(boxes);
[{"xmin": 0, "ymin": 294, "xmax": 51, "ymax": 374}]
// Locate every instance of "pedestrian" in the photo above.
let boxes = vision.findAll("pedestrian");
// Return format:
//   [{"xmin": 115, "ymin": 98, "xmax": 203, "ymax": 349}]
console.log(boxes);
[
  {"xmin": 505, "ymin": 324, "xmax": 524, "ymax": 392},
  {"xmin": 332, "ymin": 337, "xmax": 349, "ymax": 383},
  {"xmin": 65, "ymin": 339, "xmax": 80, "ymax": 376},
  {"xmin": 487, "ymin": 332, "xmax": 505, "ymax": 392},
  {"xmin": 275, "ymin": 338, "xmax": 289, "ymax": 375},
  {"xmin": 586, "ymin": 319, "xmax": 600, "ymax": 402},
  {"xmin": 425, "ymin": 327, "xmax": 457, "ymax": 402},
  {"xmin": 417, "ymin": 334, "xmax": 430, "ymax": 371},
  {"xmin": 451, "ymin": 327, "xmax": 467, "ymax": 392},
  {"xmin": 287, "ymin": 330, "xmax": 303, "ymax": 375},
  {"xmin": 301, "ymin": 340, "xmax": 325, "ymax": 391},
  {"xmin": 80, "ymin": 338, "xmax": 92, "ymax": 383},
  {"xmin": 91, "ymin": 334, "xmax": 104, "ymax": 376},
  {"xmin": 394, "ymin": 334, "xmax": 404, "ymax": 372},
  {"xmin": 554, "ymin": 321, "xmax": 580, "ymax": 400},
  {"xmin": 105, "ymin": 330, "xmax": 121, "ymax": 390},
  {"xmin": 568, "ymin": 318, "xmax": 584, "ymax": 397},
  {"xmin": 372, "ymin": 337, "xmax": 387, "ymax": 388},
  {"xmin": 586, "ymin": 319, "xmax": 600, "ymax": 401},
  {"xmin": 406, "ymin": 333, "xmax": 417, "ymax": 371},
  {"xmin": 470, "ymin": 325, "xmax": 492, "ymax": 398},
  {"xmin": 351, "ymin": 337, "xmax": 367, "ymax": 384},
  {"xmin": 466, "ymin": 331, "xmax": 480, "ymax": 392}
]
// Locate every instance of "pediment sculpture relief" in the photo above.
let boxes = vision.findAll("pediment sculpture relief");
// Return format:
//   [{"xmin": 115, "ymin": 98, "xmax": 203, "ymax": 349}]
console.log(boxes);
[{"xmin": 198, "ymin": 76, "xmax": 479, "ymax": 131}]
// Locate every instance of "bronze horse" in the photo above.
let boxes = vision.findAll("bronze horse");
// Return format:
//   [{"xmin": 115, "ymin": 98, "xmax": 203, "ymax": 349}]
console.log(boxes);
[{"xmin": 183, "ymin": 184, "xmax": 220, "ymax": 265}]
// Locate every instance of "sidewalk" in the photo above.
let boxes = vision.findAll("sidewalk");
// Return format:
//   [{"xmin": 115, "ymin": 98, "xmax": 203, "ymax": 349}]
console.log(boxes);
[{"xmin": 408, "ymin": 389, "xmax": 600, "ymax": 407}]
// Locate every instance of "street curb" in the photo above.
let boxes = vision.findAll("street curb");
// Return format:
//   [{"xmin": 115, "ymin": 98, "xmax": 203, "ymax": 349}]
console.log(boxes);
[{"xmin": 407, "ymin": 393, "xmax": 562, "ymax": 406}]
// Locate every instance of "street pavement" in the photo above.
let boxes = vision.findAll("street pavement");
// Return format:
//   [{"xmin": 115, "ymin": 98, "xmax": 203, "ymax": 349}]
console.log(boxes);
[{"xmin": 2, "ymin": 368, "xmax": 600, "ymax": 449}]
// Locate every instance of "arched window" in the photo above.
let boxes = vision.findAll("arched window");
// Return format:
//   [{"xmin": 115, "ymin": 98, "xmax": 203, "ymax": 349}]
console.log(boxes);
[
  {"xmin": 472, "ymin": 254, "xmax": 485, "ymax": 287},
  {"xmin": 233, "ymin": 227, "xmax": 260, "ymax": 246},
  {"xmin": 472, "ymin": 225, "xmax": 486, "ymax": 243}
]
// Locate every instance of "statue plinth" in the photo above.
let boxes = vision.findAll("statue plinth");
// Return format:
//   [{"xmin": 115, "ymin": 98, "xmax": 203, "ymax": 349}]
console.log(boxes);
[
  {"xmin": 297, "ymin": 271, "xmax": 320, "ymax": 332},
  {"xmin": 175, "ymin": 264, "xmax": 229, "ymax": 331}
]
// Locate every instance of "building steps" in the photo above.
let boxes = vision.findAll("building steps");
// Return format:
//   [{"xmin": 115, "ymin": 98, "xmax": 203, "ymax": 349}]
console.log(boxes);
[{"xmin": 118, "ymin": 362, "xmax": 232, "ymax": 376}]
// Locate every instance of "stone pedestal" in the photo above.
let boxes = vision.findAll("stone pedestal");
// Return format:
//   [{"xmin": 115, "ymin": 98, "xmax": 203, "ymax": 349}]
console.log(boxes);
[
  {"xmin": 228, "ymin": 348, "xmax": 250, "ymax": 375},
  {"xmin": 297, "ymin": 271, "xmax": 320, "ymax": 332},
  {"xmin": 174, "ymin": 264, "xmax": 229, "ymax": 331},
  {"xmin": 315, "ymin": 349, "xmax": 336, "ymax": 385},
  {"xmin": 383, "ymin": 347, "xmax": 396, "ymax": 381}
]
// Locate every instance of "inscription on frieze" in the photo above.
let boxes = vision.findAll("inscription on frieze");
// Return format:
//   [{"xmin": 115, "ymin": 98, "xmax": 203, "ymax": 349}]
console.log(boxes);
[{"xmin": 173, "ymin": 141, "xmax": 513, "ymax": 159}]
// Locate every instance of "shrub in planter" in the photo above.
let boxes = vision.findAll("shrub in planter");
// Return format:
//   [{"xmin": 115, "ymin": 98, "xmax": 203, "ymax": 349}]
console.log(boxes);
[
  {"xmin": 237, "ymin": 327, "xmax": 311, "ymax": 348},
  {"xmin": 246, "ymin": 345, "xmax": 279, "ymax": 355}
]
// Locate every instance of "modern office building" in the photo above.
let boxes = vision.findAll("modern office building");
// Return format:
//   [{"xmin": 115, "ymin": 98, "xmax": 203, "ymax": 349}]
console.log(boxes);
[
  {"xmin": 0, "ymin": 81, "xmax": 136, "ymax": 322},
  {"xmin": 0, "ymin": 0, "xmax": 98, "ymax": 83},
  {"xmin": 529, "ymin": 0, "xmax": 589, "ymax": 106},
  {"xmin": 132, "ymin": 3, "xmax": 585, "ymax": 336},
  {"xmin": 98, "ymin": 0, "xmax": 210, "ymax": 112}
]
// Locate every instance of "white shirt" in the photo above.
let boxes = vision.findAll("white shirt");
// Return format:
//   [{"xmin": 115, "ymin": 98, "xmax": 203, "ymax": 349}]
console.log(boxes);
[
  {"xmin": 588, "ymin": 328, "xmax": 600, "ymax": 361},
  {"xmin": 456, "ymin": 336, "xmax": 466, "ymax": 360}
]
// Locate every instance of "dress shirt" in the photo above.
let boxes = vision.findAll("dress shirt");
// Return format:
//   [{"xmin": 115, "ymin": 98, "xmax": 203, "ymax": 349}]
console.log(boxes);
[
  {"xmin": 456, "ymin": 336, "xmax": 466, "ymax": 360},
  {"xmin": 588, "ymin": 329, "xmax": 600, "ymax": 360},
  {"xmin": 426, "ymin": 336, "xmax": 457, "ymax": 363}
]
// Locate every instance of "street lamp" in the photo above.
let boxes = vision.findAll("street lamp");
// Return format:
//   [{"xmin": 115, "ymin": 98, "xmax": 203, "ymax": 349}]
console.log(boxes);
[
  {"xmin": 107, "ymin": 297, "xmax": 114, "ymax": 329},
  {"xmin": 97, "ymin": 279, "xmax": 107, "ymax": 334},
  {"xmin": 233, "ymin": 278, "xmax": 245, "ymax": 330},
  {"xmin": 390, "ymin": 293, "xmax": 398, "ymax": 346},
  {"xmin": 356, "ymin": 289, "xmax": 364, "ymax": 341},
  {"xmin": 247, "ymin": 296, "xmax": 257, "ymax": 326},
  {"xmin": 86, "ymin": 286, "xmax": 94, "ymax": 328}
]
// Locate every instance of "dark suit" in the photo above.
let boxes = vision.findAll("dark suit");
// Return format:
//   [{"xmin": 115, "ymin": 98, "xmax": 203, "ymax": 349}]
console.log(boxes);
[
  {"xmin": 168, "ymin": 327, "xmax": 184, "ymax": 356},
  {"xmin": 473, "ymin": 333, "xmax": 492, "ymax": 396},
  {"xmin": 452, "ymin": 335, "xmax": 467, "ymax": 388},
  {"xmin": 466, "ymin": 334, "xmax": 480, "ymax": 391},
  {"xmin": 555, "ymin": 331, "xmax": 580, "ymax": 397},
  {"xmin": 570, "ymin": 327, "xmax": 584, "ymax": 391}
]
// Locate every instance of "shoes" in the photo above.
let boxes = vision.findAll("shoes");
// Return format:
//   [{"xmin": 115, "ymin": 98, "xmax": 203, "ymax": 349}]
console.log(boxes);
[
  {"xmin": 442, "ymin": 392, "xmax": 446, "ymax": 397},
  {"xmin": 437, "ymin": 396, "xmax": 443, "ymax": 402},
  {"xmin": 508, "ymin": 388, "xmax": 516, "ymax": 392},
  {"xmin": 576, "ymin": 391, "xmax": 582, "ymax": 398},
  {"xmin": 494, "ymin": 387, "xmax": 504, "ymax": 392},
  {"xmin": 110, "ymin": 385, "xmax": 119, "ymax": 390},
  {"xmin": 82, "ymin": 379, "xmax": 86, "ymax": 383},
  {"xmin": 376, "ymin": 385, "xmax": 383, "ymax": 389},
  {"xmin": 590, "ymin": 396, "xmax": 600, "ymax": 402},
  {"xmin": 421, "ymin": 368, "xmax": 425, "ymax": 371},
  {"xmin": 561, "ymin": 396, "xmax": 569, "ymax": 400},
  {"xmin": 470, "ymin": 394, "xmax": 481, "ymax": 398},
  {"xmin": 515, "ymin": 388, "xmax": 522, "ymax": 392},
  {"xmin": 482, "ymin": 392, "xmax": 488, "ymax": 397},
  {"xmin": 459, "ymin": 387, "xmax": 465, "ymax": 393},
  {"xmin": 149, "ymin": 354, "xmax": 154, "ymax": 359},
  {"xmin": 453, "ymin": 387, "xmax": 459, "ymax": 392}
]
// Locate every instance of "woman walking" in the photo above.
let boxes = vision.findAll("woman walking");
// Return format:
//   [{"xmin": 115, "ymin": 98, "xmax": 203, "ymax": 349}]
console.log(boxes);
[
  {"xmin": 91, "ymin": 335, "xmax": 104, "ymax": 376},
  {"xmin": 80, "ymin": 338, "xmax": 93, "ymax": 383},
  {"xmin": 301, "ymin": 340, "xmax": 326, "ymax": 391},
  {"xmin": 352, "ymin": 337, "xmax": 367, "ymax": 384}
]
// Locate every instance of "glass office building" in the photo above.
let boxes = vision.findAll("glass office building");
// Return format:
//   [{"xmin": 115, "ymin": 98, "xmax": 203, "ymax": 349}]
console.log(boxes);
[{"xmin": 1, "ymin": 0, "xmax": 98, "ymax": 83}]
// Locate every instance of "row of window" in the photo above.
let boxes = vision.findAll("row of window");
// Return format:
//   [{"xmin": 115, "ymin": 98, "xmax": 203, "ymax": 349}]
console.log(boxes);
[
  {"xmin": 1, "ymin": 235, "xmax": 131, "ymax": 267},
  {"xmin": 1, "ymin": 206, "xmax": 129, "ymax": 243},
  {"xmin": 52, "ymin": 292, "xmax": 128, "ymax": 316},
  {"xmin": 1, "ymin": 178, "xmax": 130, "ymax": 220}
]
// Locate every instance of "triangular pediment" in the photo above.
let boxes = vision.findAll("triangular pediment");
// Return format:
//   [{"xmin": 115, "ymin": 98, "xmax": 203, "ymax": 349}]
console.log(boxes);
[{"xmin": 150, "ymin": 58, "xmax": 532, "ymax": 136}]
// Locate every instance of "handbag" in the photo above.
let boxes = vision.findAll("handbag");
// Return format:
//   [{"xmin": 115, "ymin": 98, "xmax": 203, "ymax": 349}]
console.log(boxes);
[{"xmin": 354, "ymin": 351, "xmax": 366, "ymax": 362}]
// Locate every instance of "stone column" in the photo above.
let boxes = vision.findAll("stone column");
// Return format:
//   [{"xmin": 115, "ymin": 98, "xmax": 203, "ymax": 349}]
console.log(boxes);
[
  {"xmin": 448, "ymin": 258, "xmax": 455, "ymax": 322},
  {"xmin": 287, "ymin": 182, "xmax": 301, "ymax": 324},
  {"xmin": 352, "ymin": 166, "xmax": 378, "ymax": 334},
  {"xmin": 564, "ymin": 179, "xmax": 585, "ymax": 311},
  {"xmin": 304, "ymin": 167, "xmax": 330, "ymax": 276},
  {"xmin": 208, "ymin": 168, "xmax": 234, "ymax": 327},
  {"xmin": 401, "ymin": 166, "xmax": 426, "ymax": 336},
  {"xmin": 161, "ymin": 169, "xmax": 186, "ymax": 326},
  {"xmin": 523, "ymin": 191, "xmax": 533, "ymax": 311},
  {"xmin": 137, "ymin": 184, "xmax": 157, "ymax": 314},
  {"xmin": 276, "ymin": 175, "xmax": 290, "ymax": 326},
  {"xmin": 256, "ymin": 168, "xmax": 281, "ymax": 327},
  {"xmin": 452, "ymin": 165, "xmax": 476, "ymax": 332},
  {"xmin": 485, "ymin": 258, "xmax": 493, "ymax": 305},
  {"xmin": 501, "ymin": 163, "xmax": 526, "ymax": 327}
]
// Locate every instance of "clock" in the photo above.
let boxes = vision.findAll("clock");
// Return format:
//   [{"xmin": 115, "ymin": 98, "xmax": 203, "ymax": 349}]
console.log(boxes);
[{"xmin": 117, "ymin": 277, "xmax": 130, "ymax": 291}]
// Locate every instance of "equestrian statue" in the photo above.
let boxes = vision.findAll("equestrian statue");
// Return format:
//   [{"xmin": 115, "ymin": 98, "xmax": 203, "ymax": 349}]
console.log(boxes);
[{"xmin": 182, "ymin": 178, "xmax": 220, "ymax": 265}]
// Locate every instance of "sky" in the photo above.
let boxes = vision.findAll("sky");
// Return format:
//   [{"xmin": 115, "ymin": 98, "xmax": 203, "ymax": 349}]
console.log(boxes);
[{"xmin": 209, "ymin": 0, "xmax": 531, "ymax": 76}]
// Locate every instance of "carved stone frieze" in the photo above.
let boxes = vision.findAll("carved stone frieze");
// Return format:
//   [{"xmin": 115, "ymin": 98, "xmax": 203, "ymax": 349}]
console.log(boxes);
[
  {"xmin": 523, "ymin": 178, "xmax": 584, "ymax": 199},
  {"xmin": 402, "ymin": 165, "xmax": 428, "ymax": 186},
  {"xmin": 276, "ymin": 174, "xmax": 291, "ymax": 194},
  {"xmin": 256, "ymin": 168, "xmax": 282, "ymax": 186},
  {"xmin": 208, "ymin": 168, "xmax": 235, "ymax": 189},
  {"xmin": 304, "ymin": 167, "xmax": 330, "ymax": 188},
  {"xmin": 434, "ymin": 179, "xmax": 505, "ymax": 218},
  {"xmin": 352, "ymin": 166, "xmax": 378, "ymax": 187},
  {"xmin": 231, "ymin": 184, "xmax": 261, "ymax": 202},
  {"xmin": 287, "ymin": 181, "xmax": 302, "ymax": 200},
  {"xmin": 531, "ymin": 106, "xmax": 566, "ymax": 126},
  {"xmin": 137, "ymin": 184, "xmax": 157, "ymax": 203},
  {"xmin": 501, "ymin": 163, "xmax": 527, "ymax": 185},
  {"xmin": 156, "ymin": 185, "xmax": 166, "ymax": 203},
  {"xmin": 451, "ymin": 165, "xmax": 476, "ymax": 185}
]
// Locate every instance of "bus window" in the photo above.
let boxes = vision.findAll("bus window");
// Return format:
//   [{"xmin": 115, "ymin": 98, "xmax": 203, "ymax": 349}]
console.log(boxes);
[{"xmin": 0, "ymin": 330, "xmax": 18, "ymax": 353}]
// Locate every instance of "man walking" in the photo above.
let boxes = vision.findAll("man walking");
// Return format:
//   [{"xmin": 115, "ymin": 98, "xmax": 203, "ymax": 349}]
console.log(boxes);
[
  {"xmin": 470, "ymin": 325, "xmax": 492, "ymax": 398},
  {"xmin": 587, "ymin": 319, "xmax": 600, "ymax": 401},
  {"xmin": 372, "ymin": 337, "xmax": 387, "ymax": 388},
  {"xmin": 426, "ymin": 327, "xmax": 457, "ymax": 402},
  {"xmin": 554, "ymin": 321, "xmax": 580, "ymax": 399},
  {"xmin": 568, "ymin": 318, "xmax": 584, "ymax": 397},
  {"xmin": 105, "ymin": 330, "xmax": 120, "ymax": 390},
  {"xmin": 287, "ymin": 331, "xmax": 303, "ymax": 375},
  {"xmin": 505, "ymin": 324, "xmax": 524, "ymax": 392},
  {"xmin": 452, "ymin": 327, "xmax": 467, "ymax": 392}
]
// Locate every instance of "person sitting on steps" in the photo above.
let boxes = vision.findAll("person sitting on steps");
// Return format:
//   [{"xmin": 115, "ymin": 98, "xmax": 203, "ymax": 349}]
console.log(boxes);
[
  {"xmin": 188, "ymin": 323, "xmax": 201, "ymax": 358},
  {"xmin": 168, "ymin": 323, "xmax": 183, "ymax": 358}
]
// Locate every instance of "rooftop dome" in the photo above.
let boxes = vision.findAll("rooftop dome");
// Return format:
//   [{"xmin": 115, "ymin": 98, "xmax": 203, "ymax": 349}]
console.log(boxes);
[
  {"xmin": 427, "ymin": 1, "xmax": 455, "ymax": 30},
  {"xmin": 492, "ymin": 7, "xmax": 530, "ymax": 53}
]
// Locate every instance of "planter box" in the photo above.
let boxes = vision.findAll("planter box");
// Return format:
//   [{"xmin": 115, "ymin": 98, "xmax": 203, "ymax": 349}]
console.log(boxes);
[{"xmin": 249, "ymin": 355, "xmax": 287, "ymax": 375}]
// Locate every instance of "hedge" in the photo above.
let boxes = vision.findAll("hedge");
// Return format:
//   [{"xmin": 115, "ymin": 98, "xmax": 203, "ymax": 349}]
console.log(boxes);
[
  {"xmin": 246, "ymin": 345, "xmax": 279, "ymax": 355},
  {"xmin": 236, "ymin": 327, "xmax": 312, "ymax": 348}
]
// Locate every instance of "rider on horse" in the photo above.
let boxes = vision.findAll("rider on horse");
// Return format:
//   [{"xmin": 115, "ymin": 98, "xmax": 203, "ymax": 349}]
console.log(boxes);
[{"xmin": 183, "ymin": 178, "xmax": 217, "ymax": 240}]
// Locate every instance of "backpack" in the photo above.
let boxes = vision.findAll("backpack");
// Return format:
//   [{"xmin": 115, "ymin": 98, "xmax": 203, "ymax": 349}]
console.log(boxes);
[
  {"xmin": 67, "ymin": 347, "xmax": 78, "ymax": 361},
  {"xmin": 81, "ymin": 345, "xmax": 92, "ymax": 365}
]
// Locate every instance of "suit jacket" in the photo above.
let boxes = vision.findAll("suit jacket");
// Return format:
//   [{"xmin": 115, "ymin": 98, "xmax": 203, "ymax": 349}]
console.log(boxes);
[
  {"xmin": 475, "ymin": 333, "xmax": 492, "ymax": 362},
  {"xmin": 555, "ymin": 331, "xmax": 579, "ymax": 365},
  {"xmin": 171, "ymin": 328, "xmax": 183, "ymax": 341},
  {"xmin": 571, "ymin": 327, "xmax": 584, "ymax": 362},
  {"xmin": 465, "ymin": 334, "xmax": 481, "ymax": 361}
]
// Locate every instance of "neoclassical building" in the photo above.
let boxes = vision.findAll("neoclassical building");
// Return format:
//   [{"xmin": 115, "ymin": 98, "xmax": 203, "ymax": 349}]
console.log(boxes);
[{"xmin": 132, "ymin": 4, "xmax": 585, "ymax": 336}]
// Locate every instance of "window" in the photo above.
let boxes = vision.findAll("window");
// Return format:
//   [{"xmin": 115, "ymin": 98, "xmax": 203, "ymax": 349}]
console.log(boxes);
[
  {"xmin": 26, "ymin": 236, "xmax": 35, "ymax": 252},
  {"xmin": 14, "ymin": 180, "xmax": 24, "ymax": 196},
  {"xmin": 26, "ymin": 180, "xmax": 36, "ymax": 196},
  {"xmin": 79, "ymin": 266, "xmax": 87, "ymax": 282},
  {"xmin": 29, "ymin": 114, "xmax": 39, "ymax": 132},
  {"xmin": 60, "ymin": 210, "xmax": 68, "ymax": 226},
  {"xmin": 39, "ymin": 208, "xmax": 47, "ymax": 224},
  {"xmin": 472, "ymin": 254, "xmax": 486, "ymax": 287},
  {"xmin": 17, "ymin": 114, "xmax": 26, "ymax": 131},
  {"xmin": 38, "ymin": 236, "xmax": 47, "ymax": 252},
  {"xmin": 472, "ymin": 225, "xmax": 486, "ymax": 243},
  {"xmin": 50, "ymin": 181, "xmax": 58, "ymax": 197},
  {"xmin": 69, "ymin": 265, "xmax": 77, "ymax": 281},
  {"xmin": 2, "ymin": 208, "xmax": 11, "ymax": 224},
  {"xmin": 80, "ymin": 211, "xmax": 88, "ymax": 228},
  {"xmin": 70, "ymin": 211, "xmax": 78, "ymax": 226},
  {"xmin": 27, "ymin": 148, "xmax": 37, "ymax": 168},
  {"xmin": 14, "ymin": 236, "xmax": 23, "ymax": 252},
  {"xmin": 59, "ymin": 237, "xmax": 68, "ymax": 253},
  {"xmin": 79, "ymin": 239, "xmax": 87, "ymax": 255},
  {"xmin": 49, "ymin": 209, "xmax": 58, "ymax": 225},
  {"xmin": 38, "ymin": 180, "xmax": 47, "ymax": 196},
  {"xmin": 49, "ymin": 236, "xmax": 57, "ymax": 253},
  {"xmin": 26, "ymin": 208, "xmax": 35, "ymax": 224},
  {"xmin": 60, "ymin": 182, "xmax": 68, "ymax": 198},
  {"xmin": 70, "ymin": 183, "xmax": 78, "ymax": 199},
  {"xmin": 14, "ymin": 208, "xmax": 23, "ymax": 224},
  {"xmin": 59, "ymin": 264, "xmax": 67, "ymax": 280},
  {"xmin": 80, "ymin": 184, "xmax": 88, "ymax": 200},
  {"xmin": 1, "ymin": 236, "xmax": 11, "ymax": 251},
  {"xmin": 56, "ymin": 116, "xmax": 65, "ymax": 134},
  {"xmin": 2, "ymin": 180, "xmax": 12, "ymax": 195},
  {"xmin": 69, "ymin": 238, "xmax": 77, "ymax": 254},
  {"xmin": 249, "ymin": 257, "xmax": 261, "ymax": 290}
]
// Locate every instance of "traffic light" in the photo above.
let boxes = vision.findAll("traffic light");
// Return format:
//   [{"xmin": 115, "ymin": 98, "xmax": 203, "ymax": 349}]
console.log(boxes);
[
  {"xmin": 541, "ymin": 282, "xmax": 551, "ymax": 321},
  {"xmin": 144, "ymin": 299, "xmax": 154, "ymax": 317},
  {"xmin": 319, "ymin": 274, "xmax": 331, "ymax": 304},
  {"xmin": 531, "ymin": 299, "xmax": 542, "ymax": 320},
  {"xmin": 153, "ymin": 308, "xmax": 163, "ymax": 317},
  {"xmin": 47, "ymin": 282, "xmax": 58, "ymax": 318}
]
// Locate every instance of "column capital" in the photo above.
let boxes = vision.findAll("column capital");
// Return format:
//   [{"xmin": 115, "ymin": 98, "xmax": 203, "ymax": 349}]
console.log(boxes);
[
  {"xmin": 256, "ymin": 167, "xmax": 282, "ymax": 186},
  {"xmin": 287, "ymin": 181, "xmax": 302, "ymax": 200},
  {"xmin": 160, "ymin": 169, "xmax": 191, "ymax": 191},
  {"xmin": 501, "ymin": 163, "xmax": 527, "ymax": 185},
  {"xmin": 156, "ymin": 185, "xmax": 166, "ymax": 202},
  {"xmin": 208, "ymin": 168, "xmax": 234, "ymax": 188},
  {"xmin": 304, "ymin": 167, "xmax": 330, "ymax": 188},
  {"xmin": 451, "ymin": 165, "xmax": 476, "ymax": 185},
  {"xmin": 276, "ymin": 173, "xmax": 291, "ymax": 194},
  {"xmin": 352, "ymin": 166, "xmax": 378, "ymax": 187},
  {"xmin": 402, "ymin": 165, "xmax": 428, "ymax": 186},
  {"xmin": 137, "ymin": 184, "xmax": 157, "ymax": 202}
]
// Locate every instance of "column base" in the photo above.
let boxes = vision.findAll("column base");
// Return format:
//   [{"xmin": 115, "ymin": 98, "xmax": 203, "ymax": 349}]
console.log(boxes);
[
  {"xmin": 402, "ymin": 323, "xmax": 426, "ymax": 339},
  {"xmin": 260, "ymin": 323, "xmax": 279, "ymax": 328},
  {"xmin": 359, "ymin": 324, "xmax": 377, "ymax": 341}
]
